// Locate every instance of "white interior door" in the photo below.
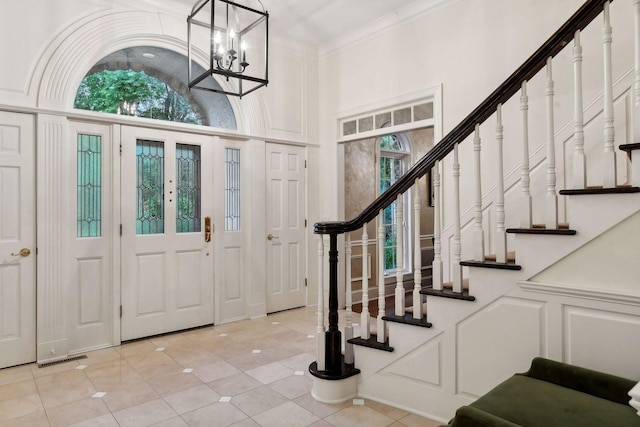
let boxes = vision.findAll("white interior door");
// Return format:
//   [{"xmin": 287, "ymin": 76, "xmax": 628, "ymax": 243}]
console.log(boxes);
[
  {"xmin": 121, "ymin": 127, "xmax": 214, "ymax": 341},
  {"xmin": 266, "ymin": 143, "xmax": 307, "ymax": 313},
  {"xmin": 0, "ymin": 112, "xmax": 36, "ymax": 368}
]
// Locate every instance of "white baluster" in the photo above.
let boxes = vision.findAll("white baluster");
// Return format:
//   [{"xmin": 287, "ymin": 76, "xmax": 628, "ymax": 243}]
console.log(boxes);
[
  {"xmin": 432, "ymin": 161, "xmax": 443, "ymax": 291},
  {"xmin": 573, "ymin": 30, "xmax": 587, "ymax": 189},
  {"xmin": 413, "ymin": 178, "xmax": 423, "ymax": 320},
  {"xmin": 545, "ymin": 58, "xmax": 559, "ymax": 229},
  {"xmin": 495, "ymin": 105, "xmax": 507, "ymax": 263},
  {"xmin": 520, "ymin": 81, "xmax": 533, "ymax": 227},
  {"xmin": 316, "ymin": 236, "xmax": 325, "ymax": 371},
  {"xmin": 395, "ymin": 194, "xmax": 405, "ymax": 316},
  {"xmin": 473, "ymin": 124, "xmax": 485, "ymax": 261},
  {"xmin": 377, "ymin": 210, "xmax": 387, "ymax": 343},
  {"xmin": 636, "ymin": 0, "xmax": 640, "ymax": 112},
  {"xmin": 360, "ymin": 224, "xmax": 370, "ymax": 340},
  {"xmin": 344, "ymin": 234, "xmax": 354, "ymax": 365},
  {"xmin": 452, "ymin": 144, "xmax": 463, "ymax": 292},
  {"xmin": 602, "ymin": 1, "xmax": 617, "ymax": 187}
]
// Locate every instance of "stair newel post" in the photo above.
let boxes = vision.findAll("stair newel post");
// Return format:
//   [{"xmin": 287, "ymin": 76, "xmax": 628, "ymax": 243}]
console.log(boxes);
[
  {"xmin": 573, "ymin": 30, "xmax": 587, "ymax": 189},
  {"xmin": 344, "ymin": 234, "xmax": 354, "ymax": 365},
  {"xmin": 473, "ymin": 124, "xmax": 485, "ymax": 262},
  {"xmin": 325, "ymin": 232, "xmax": 342, "ymax": 374},
  {"xmin": 520, "ymin": 81, "xmax": 533, "ymax": 228},
  {"xmin": 316, "ymin": 235, "xmax": 326, "ymax": 371},
  {"xmin": 377, "ymin": 210, "xmax": 388, "ymax": 343},
  {"xmin": 602, "ymin": 0, "xmax": 618, "ymax": 187},
  {"xmin": 495, "ymin": 105, "xmax": 508, "ymax": 263},
  {"xmin": 360, "ymin": 224, "xmax": 370, "ymax": 340},
  {"xmin": 395, "ymin": 194, "xmax": 405, "ymax": 316},
  {"xmin": 412, "ymin": 178, "xmax": 423, "ymax": 319},
  {"xmin": 545, "ymin": 58, "xmax": 559, "ymax": 229},
  {"xmin": 452, "ymin": 143, "xmax": 463, "ymax": 293},
  {"xmin": 432, "ymin": 161, "xmax": 443, "ymax": 291}
]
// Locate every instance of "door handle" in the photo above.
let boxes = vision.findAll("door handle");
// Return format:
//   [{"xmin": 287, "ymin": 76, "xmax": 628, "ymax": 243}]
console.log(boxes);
[
  {"xmin": 204, "ymin": 217, "xmax": 212, "ymax": 243},
  {"xmin": 11, "ymin": 248, "xmax": 31, "ymax": 257},
  {"xmin": 267, "ymin": 234, "xmax": 279, "ymax": 241}
]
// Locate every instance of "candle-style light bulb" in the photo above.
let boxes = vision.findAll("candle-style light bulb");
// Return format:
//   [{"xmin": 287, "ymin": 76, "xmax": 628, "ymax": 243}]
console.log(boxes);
[{"xmin": 241, "ymin": 40, "xmax": 247, "ymax": 63}]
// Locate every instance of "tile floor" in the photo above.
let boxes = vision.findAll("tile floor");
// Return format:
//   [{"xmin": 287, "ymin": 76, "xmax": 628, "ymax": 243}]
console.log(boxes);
[{"xmin": 0, "ymin": 307, "xmax": 442, "ymax": 427}]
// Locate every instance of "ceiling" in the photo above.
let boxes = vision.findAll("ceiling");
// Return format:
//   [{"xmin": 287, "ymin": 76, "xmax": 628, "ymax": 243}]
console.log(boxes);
[{"xmin": 171, "ymin": 0, "xmax": 440, "ymax": 47}]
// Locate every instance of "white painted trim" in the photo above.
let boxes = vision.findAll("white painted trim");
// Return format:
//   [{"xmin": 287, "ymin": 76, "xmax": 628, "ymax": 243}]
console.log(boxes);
[{"xmin": 518, "ymin": 280, "xmax": 640, "ymax": 306}]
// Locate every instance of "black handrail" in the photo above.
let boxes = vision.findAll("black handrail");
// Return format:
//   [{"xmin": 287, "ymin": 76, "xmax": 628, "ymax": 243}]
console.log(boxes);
[{"xmin": 315, "ymin": 0, "xmax": 613, "ymax": 235}]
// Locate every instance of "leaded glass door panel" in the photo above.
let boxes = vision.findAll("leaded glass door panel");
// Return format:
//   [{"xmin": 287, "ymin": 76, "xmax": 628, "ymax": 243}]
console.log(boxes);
[{"xmin": 121, "ymin": 126, "xmax": 214, "ymax": 341}]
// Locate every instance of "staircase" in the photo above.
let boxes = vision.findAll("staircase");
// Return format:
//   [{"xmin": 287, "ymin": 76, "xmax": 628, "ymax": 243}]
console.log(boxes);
[{"xmin": 310, "ymin": 0, "xmax": 640, "ymax": 422}]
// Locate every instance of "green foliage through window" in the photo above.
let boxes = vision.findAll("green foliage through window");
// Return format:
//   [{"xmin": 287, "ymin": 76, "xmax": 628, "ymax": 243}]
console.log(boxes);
[{"xmin": 74, "ymin": 70, "xmax": 202, "ymax": 125}]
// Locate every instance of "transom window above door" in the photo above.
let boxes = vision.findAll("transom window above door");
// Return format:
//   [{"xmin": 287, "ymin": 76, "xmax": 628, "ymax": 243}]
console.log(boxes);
[{"xmin": 73, "ymin": 46, "xmax": 237, "ymax": 130}]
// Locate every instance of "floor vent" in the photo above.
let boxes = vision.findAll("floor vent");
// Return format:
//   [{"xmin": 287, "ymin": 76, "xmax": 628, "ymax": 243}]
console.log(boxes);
[{"xmin": 37, "ymin": 354, "xmax": 87, "ymax": 368}]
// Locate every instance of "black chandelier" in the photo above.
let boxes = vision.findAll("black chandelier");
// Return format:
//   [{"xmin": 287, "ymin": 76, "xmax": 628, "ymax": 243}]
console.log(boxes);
[{"xmin": 188, "ymin": 0, "xmax": 268, "ymax": 98}]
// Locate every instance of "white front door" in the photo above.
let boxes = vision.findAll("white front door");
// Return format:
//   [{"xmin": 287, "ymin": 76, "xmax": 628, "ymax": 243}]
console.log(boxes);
[
  {"xmin": 265, "ymin": 143, "xmax": 307, "ymax": 313},
  {"xmin": 121, "ymin": 127, "xmax": 214, "ymax": 341},
  {"xmin": 0, "ymin": 112, "xmax": 36, "ymax": 368}
]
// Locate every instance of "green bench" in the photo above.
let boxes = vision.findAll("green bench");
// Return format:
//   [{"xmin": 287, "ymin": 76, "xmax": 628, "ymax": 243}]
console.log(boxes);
[{"xmin": 443, "ymin": 357, "xmax": 640, "ymax": 427}]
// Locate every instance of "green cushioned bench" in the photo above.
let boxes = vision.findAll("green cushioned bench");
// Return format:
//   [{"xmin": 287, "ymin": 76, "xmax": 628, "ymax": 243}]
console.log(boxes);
[{"xmin": 443, "ymin": 357, "xmax": 640, "ymax": 427}]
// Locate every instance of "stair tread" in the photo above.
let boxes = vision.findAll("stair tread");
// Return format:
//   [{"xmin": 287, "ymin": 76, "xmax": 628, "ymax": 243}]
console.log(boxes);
[
  {"xmin": 507, "ymin": 227, "xmax": 577, "ymax": 236},
  {"xmin": 560, "ymin": 186, "xmax": 640, "ymax": 195},
  {"xmin": 421, "ymin": 281, "xmax": 476, "ymax": 301},
  {"xmin": 382, "ymin": 313, "xmax": 432, "ymax": 328},
  {"xmin": 619, "ymin": 143, "xmax": 640, "ymax": 152},
  {"xmin": 348, "ymin": 335, "xmax": 394, "ymax": 352}
]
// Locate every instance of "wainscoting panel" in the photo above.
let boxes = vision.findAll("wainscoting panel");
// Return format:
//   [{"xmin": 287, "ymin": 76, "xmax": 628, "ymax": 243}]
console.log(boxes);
[
  {"xmin": 457, "ymin": 297, "xmax": 546, "ymax": 397},
  {"xmin": 383, "ymin": 334, "xmax": 443, "ymax": 387},
  {"xmin": 563, "ymin": 305, "xmax": 640, "ymax": 380}
]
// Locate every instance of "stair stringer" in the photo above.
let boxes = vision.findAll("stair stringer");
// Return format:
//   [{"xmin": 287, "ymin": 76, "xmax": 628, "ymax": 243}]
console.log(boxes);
[{"xmin": 351, "ymin": 192, "xmax": 640, "ymax": 421}]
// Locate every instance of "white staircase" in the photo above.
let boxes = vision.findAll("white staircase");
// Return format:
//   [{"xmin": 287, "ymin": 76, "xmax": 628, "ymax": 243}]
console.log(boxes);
[{"xmin": 312, "ymin": 0, "xmax": 640, "ymax": 422}]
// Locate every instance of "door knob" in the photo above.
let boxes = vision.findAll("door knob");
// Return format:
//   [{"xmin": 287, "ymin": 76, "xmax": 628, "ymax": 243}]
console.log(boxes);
[
  {"xmin": 11, "ymin": 248, "xmax": 31, "ymax": 257},
  {"xmin": 267, "ymin": 234, "xmax": 279, "ymax": 241}
]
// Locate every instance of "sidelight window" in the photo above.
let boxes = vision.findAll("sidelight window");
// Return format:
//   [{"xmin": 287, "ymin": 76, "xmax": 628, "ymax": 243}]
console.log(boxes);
[
  {"xmin": 225, "ymin": 148, "xmax": 241, "ymax": 231},
  {"xmin": 77, "ymin": 134, "xmax": 102, "ymax": 237}
]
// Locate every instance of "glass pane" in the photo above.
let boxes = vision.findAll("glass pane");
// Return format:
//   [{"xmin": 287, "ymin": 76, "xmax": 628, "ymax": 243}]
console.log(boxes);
[
  {"xmin": 375, "ymin": 112, "xmax": 391, "ymax": 129},
  {"xmin": 393, "ymin": 107, "xmax": 412, "ymax": 125},
  {"xmin": 358, "ymin": 116, "xmax": 373, "ymax": 133},
  {"xmin": 136, "ymin": 140, "xmax": 164, "ymax": 235},
  {"xmin": 225, "ymin": 148, "xmax": 241, "ymax": 231},
  {"xmin": 380, "ymin": 135, "xmax": 402, "ymax": 151},
  {"xmin": 176, "ymin": 144, "xmax": 201, "ymax": 233},
  {"xmin": 343, "ymin": 120, "xmax": 357, "ymax": 136},
  {"xmin": 77, "ymin": 134, "xmax": 102, "ymax": 237},
  {"xmin": 380, "ymin": 156, "xmax": 402, "ymax": 194},
  {"xmin": 413, "ymin": 102, "xmax": 433, "ymax": 121},
  {"xmin": 380, "ymin": 154, "xmax": 404, "ymax": 271}
]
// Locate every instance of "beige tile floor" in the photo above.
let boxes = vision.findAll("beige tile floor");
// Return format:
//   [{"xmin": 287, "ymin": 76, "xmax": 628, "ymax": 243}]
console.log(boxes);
[{"xmin": 0, "ymin": 306, "xmax": 442, "ymax": 427}]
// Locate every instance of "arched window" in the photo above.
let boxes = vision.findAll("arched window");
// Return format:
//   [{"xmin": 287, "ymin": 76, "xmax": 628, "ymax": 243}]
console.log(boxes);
[
  {"xmin": 73, "ymin": 46, "xmax": 237, "ymax": 129},
  {"xmin": 75, "ymin": 69, "xmax": 202, "ymax": 125},
  {"xmin": 379, "ymin": 134, "xmax": 410, "ymax": 272}
]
